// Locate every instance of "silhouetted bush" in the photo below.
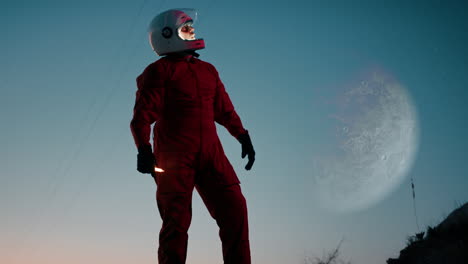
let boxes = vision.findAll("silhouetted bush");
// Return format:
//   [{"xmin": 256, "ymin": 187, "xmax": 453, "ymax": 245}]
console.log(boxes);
[{"xmin": 304, "ymin": 240, "xmax": 351, "ymax": 264}]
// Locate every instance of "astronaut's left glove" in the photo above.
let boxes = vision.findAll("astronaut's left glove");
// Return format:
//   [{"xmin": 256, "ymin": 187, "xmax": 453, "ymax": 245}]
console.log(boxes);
[{"xmin": 237, "ymin": 132, "xmax": 255, "ymax": 171}]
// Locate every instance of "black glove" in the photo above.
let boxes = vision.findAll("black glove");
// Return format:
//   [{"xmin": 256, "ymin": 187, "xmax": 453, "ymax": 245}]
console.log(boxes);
[
  {"xmin": 137, "ymin": 145, "xmax": 155, "ymax": 174},
  {"xmin": 237, "ymin": 132, "xmax": 255, "ymax": 170}
]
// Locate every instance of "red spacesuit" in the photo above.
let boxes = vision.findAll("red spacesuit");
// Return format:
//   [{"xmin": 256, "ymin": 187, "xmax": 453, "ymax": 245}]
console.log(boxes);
[{"xmin": 130, "ymin": 9, "xmax": 254, "ymax": 264}]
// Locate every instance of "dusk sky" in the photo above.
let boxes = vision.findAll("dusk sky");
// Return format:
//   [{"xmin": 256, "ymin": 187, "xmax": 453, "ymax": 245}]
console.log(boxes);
[{"xmin": 2, "ymin": 0, "xmax": 468, "ymax": 263}]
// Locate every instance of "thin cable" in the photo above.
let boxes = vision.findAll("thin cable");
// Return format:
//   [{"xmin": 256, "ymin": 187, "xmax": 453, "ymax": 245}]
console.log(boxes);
[{"xmin": 16, "ymin": 0, "xmax": 153, "ymax": 260}]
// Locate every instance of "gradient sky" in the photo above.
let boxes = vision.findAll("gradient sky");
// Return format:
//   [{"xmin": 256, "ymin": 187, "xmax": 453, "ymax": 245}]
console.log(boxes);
[{"xmin": 2, "ymin": 0, "xmax": 468, "ymax": 263}]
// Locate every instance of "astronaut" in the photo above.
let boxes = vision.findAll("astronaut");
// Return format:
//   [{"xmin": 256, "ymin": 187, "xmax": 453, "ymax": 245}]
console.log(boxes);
[{"xmin": 130, "ymin": 9, "xmax": 255, "ymax": 264}]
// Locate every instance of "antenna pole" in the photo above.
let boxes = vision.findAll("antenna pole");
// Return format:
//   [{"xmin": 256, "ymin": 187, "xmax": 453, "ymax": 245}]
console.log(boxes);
[{"xmin": 411, "ymin": 176, "xmax": 420, "ymax": 231}]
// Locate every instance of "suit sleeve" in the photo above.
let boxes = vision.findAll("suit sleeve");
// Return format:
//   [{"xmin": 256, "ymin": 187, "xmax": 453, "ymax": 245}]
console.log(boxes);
[
  {"xmin": 212, "ymin": 66, "xmax": 247, "ymax": 138},
  {"xmin": 130, "ymin": 62, "xmax": 166, "ymax": 149}
]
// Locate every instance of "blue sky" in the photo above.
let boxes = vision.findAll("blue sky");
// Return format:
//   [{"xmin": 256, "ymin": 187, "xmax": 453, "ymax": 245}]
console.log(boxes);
[{"xmin": 2, "ymin": 0, "xmax": 468, "ymax": 263}]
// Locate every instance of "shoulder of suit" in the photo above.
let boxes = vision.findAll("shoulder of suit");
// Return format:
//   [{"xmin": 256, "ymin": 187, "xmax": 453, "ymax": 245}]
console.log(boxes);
[
  {"xmin": 143, "ymin": 58, "xmax": 171, "ymax": 74},
  {"xmin": 195, "ymin": 59, "xmax": 218, "ymax": 74}
]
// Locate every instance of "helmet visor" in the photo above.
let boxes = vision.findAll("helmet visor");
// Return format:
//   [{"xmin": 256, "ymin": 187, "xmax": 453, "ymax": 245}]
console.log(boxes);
[
  {"xmin": 174, "ymin": 8, "xmax": 198, "ymax": 27},
  {"xmin": 175, "ymin": 8, "xmax": 199, "ymax": 41}
]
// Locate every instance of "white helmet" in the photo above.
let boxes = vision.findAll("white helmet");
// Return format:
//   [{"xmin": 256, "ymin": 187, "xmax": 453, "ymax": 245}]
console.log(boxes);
[{"xmin": 148, "ymin": 8, "xmax": 205, "ymax": 56}]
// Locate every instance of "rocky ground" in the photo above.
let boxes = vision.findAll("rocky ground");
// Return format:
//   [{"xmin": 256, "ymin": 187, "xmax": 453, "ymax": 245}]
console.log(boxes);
[{"xmin": 387, "ymin": 202, "xmax": 468, "ymax": 264}]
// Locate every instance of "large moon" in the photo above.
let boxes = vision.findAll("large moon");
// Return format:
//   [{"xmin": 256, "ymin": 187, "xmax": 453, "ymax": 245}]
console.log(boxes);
[{"xmin": 312, "ymin": 68, "xmax": 420, "ymax": 213}]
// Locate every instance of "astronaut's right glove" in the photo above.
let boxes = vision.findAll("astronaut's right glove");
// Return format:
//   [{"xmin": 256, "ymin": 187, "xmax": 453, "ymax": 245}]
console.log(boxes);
[
  {"xmin": 237, "ymin": 132, "xmax": 255, "ymax": 171},
  {"xmin": 137, "ymin": 145, "xmax": 155, "ymax": 174}
]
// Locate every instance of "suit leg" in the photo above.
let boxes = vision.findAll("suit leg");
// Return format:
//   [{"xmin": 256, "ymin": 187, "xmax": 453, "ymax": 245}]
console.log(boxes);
[
  {"xmin": 196, "ymin": 183, "xmax": 251, "ymax": 264},
  {"xmin": 154, "ymin": 152, "xmax": 197, "ymax": 264}
]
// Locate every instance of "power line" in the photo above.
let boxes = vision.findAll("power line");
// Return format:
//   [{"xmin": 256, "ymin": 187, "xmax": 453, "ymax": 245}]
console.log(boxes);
[{"xmin": 15, "ymin": 0, "xmax": 158, "ymax": 260}]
